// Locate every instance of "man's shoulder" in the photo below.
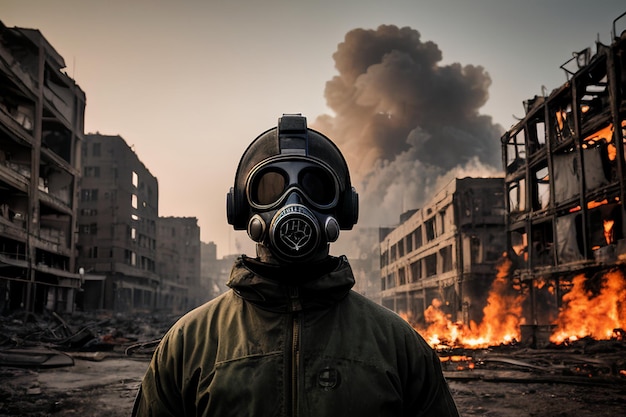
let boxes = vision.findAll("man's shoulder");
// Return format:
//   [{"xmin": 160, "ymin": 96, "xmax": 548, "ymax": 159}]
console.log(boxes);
[
  {"xmin": 168, "ymin": 290, "xmax": 239, "ymax": 332},
  {"xmin": 346, "ymin": 291, "xmax": 412, "ymax": 326}
]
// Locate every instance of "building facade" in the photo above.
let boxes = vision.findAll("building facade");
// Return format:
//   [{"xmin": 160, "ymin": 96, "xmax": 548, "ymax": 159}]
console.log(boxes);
[
  {"xmin": 77, "ymin": 134, "xmax": 159, "ymax": 311},
  {"xmin": 0, "ymin": 21, "xmax": 86, "ymax": 313},
  {"xmin": 501, "ymin": 20, "xmax": 626, "ymax": 328},
  {"xmin": 380, "ymin": 177, "xmax": 506, "ymax": 327},
  {"xmin": 157, "ymin": 216, "xmax": 201, "ymax": 313},
  {"xmin": 200, "ymin": 241, "xmax": 231, "ymax": 300}
]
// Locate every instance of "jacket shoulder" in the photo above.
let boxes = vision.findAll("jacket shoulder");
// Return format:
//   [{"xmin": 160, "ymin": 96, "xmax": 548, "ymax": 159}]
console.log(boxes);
[
  {"xmin": 165, "ymin": 290, "xmax": 241, "ymax": 338},
  {"xmin": 344, "ymin": 290, "xmax": 423, "ymax": 337}
]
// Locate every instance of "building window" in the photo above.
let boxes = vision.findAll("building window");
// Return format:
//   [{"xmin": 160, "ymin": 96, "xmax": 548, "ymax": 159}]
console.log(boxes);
[
  {"xmin": 398, "ymin": 239, "xmax": 405, "ymax": 258},
  {"xmin": 79, "ymin": 223, "xmax": 97, "ymax": 234},
  {"xmin": 506, "ymin": 128, "xmax": 526, "ymax": 169},
  {"xmin": 425, "ymin": 254, "xmax": 437, "ymax": 277},
  {"xmin": 84, "ymin": 166, "xmax": 100, "ymax": 177},
  {"xmin": 410, "ymin": 259, "xmax": 421, "ymax": 282},
  {"xmin": 132, "ymin": 194, "xmax": 138, "ymax": 209},
  {"xmin": 425, "ymin": 218, "xmax": 436, "ymax": 241},
  {"xmin": 132, "ymin": 171, "xmax": 138, "ymax": 188},
  {"xmin": 533, "ymin": 166, "xmax": 550, "ymax": 211},
  {"xmin": 125, "ymin": 251, "xmax": 137, "ymax": 266},
  {"xmin": 439, "ymin": 210, "xmax": 446, "ymax": 234},
  {"xmin": 440, "ymin": 245, "xmax": 453, "ymax": 272},
  {"xmin": 470, "ymin": 236, "xmax": 481, "ymax": 264},
  {"xmin": 398, "ymin": 267, "xmax": 406, "ymax": 285},
  {"xmin": 81, "ymin": 189, "xmax": 98, "ymax": 202},
  {"xmin": 386, "ymin": 273, "xmax": 395, "ymax": 289},
  {"xmin": 414, "ymin": 226, "xmax": 423, "ymax": 248},
  {"xmin": 508, "ymin": 180, "xmax": 526, "ymax": 212},
  {"xmin": 92, "ymin": 143, "xmax": 101, "ymax": 157}
]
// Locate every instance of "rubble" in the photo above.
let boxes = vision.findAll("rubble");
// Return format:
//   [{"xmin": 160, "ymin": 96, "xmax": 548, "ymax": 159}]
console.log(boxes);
[
  {"xmin": 440, "ymin": 337, "xmax": 626, "ymax": 386},
  {"xmin": 0, "ymin": 310, "xmax": 180, "ymax": 366}
]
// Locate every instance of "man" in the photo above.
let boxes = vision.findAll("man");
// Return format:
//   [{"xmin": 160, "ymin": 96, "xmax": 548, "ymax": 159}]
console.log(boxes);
[{"xmin": 132, "ymin": 114, "xmax": 460, "ymax": 416}]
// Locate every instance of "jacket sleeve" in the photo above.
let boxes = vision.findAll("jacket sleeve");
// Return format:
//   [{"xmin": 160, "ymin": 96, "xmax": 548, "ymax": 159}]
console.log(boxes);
[
  {"xmin": 132, "ymin": 327, "xmax": 186, "ymax": 417},
  {"xmin": 404, "ymin": 331, "xmax": 460, "ymax": 417}
]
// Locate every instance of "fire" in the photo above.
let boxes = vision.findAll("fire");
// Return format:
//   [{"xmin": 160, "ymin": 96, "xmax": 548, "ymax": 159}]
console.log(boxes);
[
  {"xmin": 550, "ymin": 269, "xmax": 626, "ymax": 344},
  {"xmin": 406, "ymin": 259, "xmax": 626, "ymax": 349},
  {"xmin": 416, "ymin": 256, "xmax": 524, "ymax": 349},
  {"xmin": 603, "ymin": 219, "xmax": 615, "ymax": 244}
]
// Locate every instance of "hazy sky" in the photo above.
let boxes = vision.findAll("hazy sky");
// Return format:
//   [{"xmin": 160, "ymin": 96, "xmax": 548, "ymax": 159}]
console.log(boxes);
[{"xmin": 2, "ymin": 0, "xmax": 625, "ymax": 257}]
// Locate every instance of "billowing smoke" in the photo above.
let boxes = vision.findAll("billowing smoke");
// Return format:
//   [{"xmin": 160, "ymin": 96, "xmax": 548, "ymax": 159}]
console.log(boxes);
[{"xmin": 313, "ymin": 25, "xmax": 504, "ymax": 228}]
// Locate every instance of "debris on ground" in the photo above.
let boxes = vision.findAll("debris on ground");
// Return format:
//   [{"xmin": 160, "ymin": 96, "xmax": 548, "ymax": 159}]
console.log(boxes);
[{"xmin": 0, "ymin": 310, "xmax": 180, "ymax": 367}]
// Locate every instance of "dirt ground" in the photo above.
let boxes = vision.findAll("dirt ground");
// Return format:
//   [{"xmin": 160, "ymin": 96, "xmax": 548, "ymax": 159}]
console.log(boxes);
[
  {"xmin": 1, "ymin": 354, "xmax": 625, "ymax": 417},
  {"xmin": 0, "ymin": 357, "xmax": 147, "ymax": 417}
]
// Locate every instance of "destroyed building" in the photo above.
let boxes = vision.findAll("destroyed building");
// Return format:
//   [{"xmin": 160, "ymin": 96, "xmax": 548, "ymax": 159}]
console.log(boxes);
[
  {"xmin": 379, "ymin": 177, "xmax": 506, "ymax": 326},
  {"xmin": 502, "ymin": 14, "xmax": 626, "ymax": 333},
  {"xmin": 0, "ymin": 21, "xmax": 86, "ymax": 313},
  {"xmin": 77, "ymin": 133, "xmax": 159, "ymax": 311},
  {"xmin": 200, "ymin": 241, "xmax": 232, "ymax": 300},
  {"xmin": 156, "ymin": 216, "xmax": 202, "ymax": 312}
]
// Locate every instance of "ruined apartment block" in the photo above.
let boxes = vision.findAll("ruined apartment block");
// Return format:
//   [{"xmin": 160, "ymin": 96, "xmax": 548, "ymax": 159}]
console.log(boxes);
[
  {"xmin": 156, "ymin": 216, "xmax": 202, "ymax": 313},
  {"xmin": 380, "ymin": 177, "xmax": 506, "ymax": 327},
  {"xmin": 502, "ymin": 15, "xmax": 626, "ymax": 328},
  {"xmin": 0, "ymin": 21, "xmax": 86, "ymax": 313},
  {"xmin": 77, "ymin": 134, "xmax": 159, "ymax": 311}
]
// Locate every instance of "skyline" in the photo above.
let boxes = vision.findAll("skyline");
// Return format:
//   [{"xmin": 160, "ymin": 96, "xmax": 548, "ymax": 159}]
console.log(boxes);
[{"xmin": 2, "ymin": 1, "xmax": 625, "ymax": 257}]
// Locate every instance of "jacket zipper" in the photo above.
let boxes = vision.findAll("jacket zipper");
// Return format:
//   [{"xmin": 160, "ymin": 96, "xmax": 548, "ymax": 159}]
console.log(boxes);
[{"xmin": 289, "ymin": 287, "xmax": 302, "ymax": 417}]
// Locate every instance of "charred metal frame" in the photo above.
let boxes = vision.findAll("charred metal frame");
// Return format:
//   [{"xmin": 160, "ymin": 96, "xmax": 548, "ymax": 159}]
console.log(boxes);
[{"xmin": 501, "ymin": 13, "xmax": 626, "ymax": 327}]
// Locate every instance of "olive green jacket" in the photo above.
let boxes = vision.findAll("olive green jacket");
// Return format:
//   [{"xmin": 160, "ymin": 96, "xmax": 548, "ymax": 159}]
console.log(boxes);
[{"xmin": 132, "ymin": 255, "xmax": 459, "ymax": 417}]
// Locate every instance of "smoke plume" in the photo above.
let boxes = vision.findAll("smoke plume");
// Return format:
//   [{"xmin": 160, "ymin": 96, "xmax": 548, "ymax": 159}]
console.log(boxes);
[{"xmin": 313, "ymin": 25, "xmax": 504, "ymax": 227}]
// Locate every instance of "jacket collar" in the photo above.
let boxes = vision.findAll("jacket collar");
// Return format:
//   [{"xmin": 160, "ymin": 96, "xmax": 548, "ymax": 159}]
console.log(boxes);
[{"xmin": 226, "ymin": 255, "xmax": 355, "ymax": 313}]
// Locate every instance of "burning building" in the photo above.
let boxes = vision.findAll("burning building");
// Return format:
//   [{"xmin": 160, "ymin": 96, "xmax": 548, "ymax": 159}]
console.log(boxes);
[
  {"xmin": 0, "ymin": 21, "xmax": 86, "ymax": 313},
  {"xmin": 379, "ymin": 177, "xmax": 506, "ymax": 333},
  {"xmin": 502, "ymin": 13, "xmax": 626, "ymax": 345}
]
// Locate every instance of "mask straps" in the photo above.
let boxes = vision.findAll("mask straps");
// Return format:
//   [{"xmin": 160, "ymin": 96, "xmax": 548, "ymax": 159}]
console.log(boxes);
[{"xmin": 278, "ymin": 114, "xmax": 308, "ymax": 156}]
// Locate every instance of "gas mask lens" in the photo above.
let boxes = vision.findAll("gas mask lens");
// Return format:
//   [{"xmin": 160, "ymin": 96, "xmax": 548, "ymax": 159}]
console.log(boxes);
[
  {"xmin": 247, "ymin": 159, "xmax": 339, "ymax": 209},
  {"xmin": 252, "ymin": 170, "xmax": 286, "ymax": 205},
  {"xmin": 299, "ymin": 167, "xmax": 336, "ymax": 206}
]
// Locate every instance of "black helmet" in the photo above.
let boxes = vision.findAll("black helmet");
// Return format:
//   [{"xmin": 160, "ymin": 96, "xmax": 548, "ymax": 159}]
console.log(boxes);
[{"xmin": 227, "ymin": 114, "xmax": 358, "ymax": 262}]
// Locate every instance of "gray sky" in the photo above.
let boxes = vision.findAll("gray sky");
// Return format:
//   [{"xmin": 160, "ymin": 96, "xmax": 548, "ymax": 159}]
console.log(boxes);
[{"xmin": 2, "ymin": 0, "xmax": 625, "ymax": 257}]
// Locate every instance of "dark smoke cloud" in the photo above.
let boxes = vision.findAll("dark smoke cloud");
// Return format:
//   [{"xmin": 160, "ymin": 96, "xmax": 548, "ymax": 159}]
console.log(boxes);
[{"xmin": 313, "ymin": 25, "xmax": 504, "ymax": 227}]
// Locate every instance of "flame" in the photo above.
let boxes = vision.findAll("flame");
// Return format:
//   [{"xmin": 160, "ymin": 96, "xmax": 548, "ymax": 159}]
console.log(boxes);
[
  {"xmin": 550, "ymin": 270, "xmax": 626, "ymax": 344},
  {"xmin": 603, "ymin": 219, "xmax": 615, "ymax": 244},
  {"xmin": 583, "ymin": 124, "xmax": 613, "ymax": 144},
  {"xmin": 416, "ymin": 257, "xmax": 524, "ymax": 349},
  {"xmin": 403, "ymin": 257, "xmax": 626, "ymax": 349},
  {"xmin": 587, "ymin": 199, "xmax": 608, "ymax": 209}
]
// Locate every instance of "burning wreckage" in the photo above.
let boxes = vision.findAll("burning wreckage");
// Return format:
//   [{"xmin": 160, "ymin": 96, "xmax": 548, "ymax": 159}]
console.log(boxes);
[{"xmin": 379, "ymin": 12, "xmax": 626, "ymax": 384}]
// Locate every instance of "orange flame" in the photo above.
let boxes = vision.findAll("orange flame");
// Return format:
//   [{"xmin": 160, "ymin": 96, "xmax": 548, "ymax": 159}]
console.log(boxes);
[
  {"xmin": 550, "ymin": 270, "xmax": 626, "ymax": 344},
  {"xmin": 416, "ymin": 257, "xmax": 524, "ymax": 349},
  {"xmin": 603, "ymin": 219, "xmax": 615, "ymax": 244}
]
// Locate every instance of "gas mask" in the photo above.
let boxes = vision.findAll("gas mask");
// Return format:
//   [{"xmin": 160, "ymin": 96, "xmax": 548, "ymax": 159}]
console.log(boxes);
[
  {"xmin": 246, "ymin": 156, "xmax": 342, "ymax": 262},
  {"xmin": 227, "ymin": 114, "xmax": 358, "ymax": 264}
]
